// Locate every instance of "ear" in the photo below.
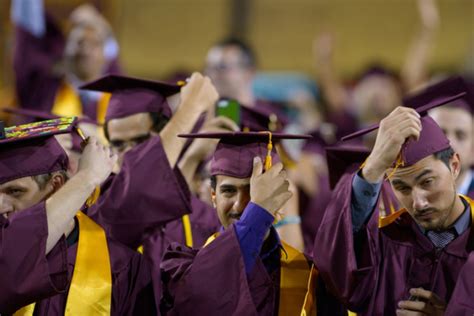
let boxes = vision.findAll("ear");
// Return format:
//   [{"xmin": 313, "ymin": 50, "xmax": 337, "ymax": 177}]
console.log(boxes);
[
  {"xmin": 450, "ymin": 153, "xmax": 461, "ymax": 180},
  {"xmin": 49, "ymin": 173, "xmax": 66, "ymax": 194},
  {"xmin": 211, "ymin": 189, "xmax": 217, "ymax": 208}
]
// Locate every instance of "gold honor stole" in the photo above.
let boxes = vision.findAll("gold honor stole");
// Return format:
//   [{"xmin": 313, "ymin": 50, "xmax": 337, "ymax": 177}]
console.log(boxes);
[
  {"xmin": 52, "ymin": 81, "xmax": 111, "ymax": 124},
  {"xmin": 15, "ymin": 188, "xmax": 113, "ymax": 316},
  {"xmin": 204, "ymin": 234, "xmax": 317, "ymax": 315},
  {"xmin": 348, "ymin": 195, "xmax": 474, "ymax": 316}
]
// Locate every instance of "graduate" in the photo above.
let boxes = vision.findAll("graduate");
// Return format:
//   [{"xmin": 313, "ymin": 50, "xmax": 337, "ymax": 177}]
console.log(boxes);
[
  {"xmin": 426, "ymin": 77, "xmax": 474, "ymax": 198},
  {"xmin": 313, "ymin": 84, "xmax": 473, "ymax": 315},
  {"xmin": 160, "ymin": 131, "xmax": 346, "ymax": 316},
  {"xmin": 11, "ymin": 0, "xmax": 120, "ymax": 123},
  {"xmin": 81, "ymin": 72, "xmax": 222, "ymax": 310},
  {"xmin": 0, "ymin": 118, "xmax": 154, "ymax": 315}
]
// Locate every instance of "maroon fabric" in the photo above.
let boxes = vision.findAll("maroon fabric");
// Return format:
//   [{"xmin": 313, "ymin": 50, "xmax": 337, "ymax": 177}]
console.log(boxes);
[
  {"xmin": 299, "ymin": 173, "xmax": 332, "ymax": 255},
  {"xmin": 0, "ymin": 203, "xmax": 154, "ymax": 315},
  {"xmin": 444, "ymin": 252, "xmax": 474, "ymax": 315},
  {"xmin": 161, "ymin": 227, "xmax": 277, "ymax": 315},
  {"xmin": 313, "ymin": 172, "xmax": 474, "ymax": 315},
  {"xmin": 404, "ymin": 76, "xmax": 473, "ymax": 115},
  {"xmin": 0, "ymin": 203, "xmax": 68, "ymax": 314},
  {"xmin": 80, "ymin": 75, "xmax": 180, "ymax": 121},
  {"xmin": 161, "ymin": 224, "xmax": 347, "ymax": 315},
  {"xmin": 87, "ymin": 136, "xmax": 220, "ymax": 312},
  {"xmin": 0, "ymin": 136, "xmax": 68, "ymax": 185},
  {"xmin": 179, "ymin": 132, "xmax": 310, "ymax": 178}
]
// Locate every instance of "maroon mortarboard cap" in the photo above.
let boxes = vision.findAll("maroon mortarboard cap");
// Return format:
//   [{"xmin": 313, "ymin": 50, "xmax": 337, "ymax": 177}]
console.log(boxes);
[
  {"xmin": 2, "ymin": 108, "xmax": 97, "ymax": 153},
  {"xmin": 80, "ymin": 74, "xmax": 181, "ymax": 121},
  {"xmin": 341, "ymin": 80, "xmax": 466, "ymax": 167},
  {"xmin": 179, "ymin": 132, "xmax": 311, "ymax": 178},
  {"xmin": 240, "ymin": 103, "xmax": 286, "ymax": 132},
  {"xmin": 403, "ymin": 76, "xmax": 473, "ymax": 115},
  {"xmin": 302, "ymin": 130, "xmax": 327, "ymax": 156},
  {"xmin": 0, "ymin": 117, "xmax": 79, "ymax": 184},
  {"xmin": 325, "ymin": 144, "xmax": 370, "ymax": 189}
]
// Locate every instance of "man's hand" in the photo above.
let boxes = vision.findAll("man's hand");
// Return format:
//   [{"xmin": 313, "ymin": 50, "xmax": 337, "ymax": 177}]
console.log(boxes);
[
  {"xmin": 187, "ymin": 116, "xmax": 240, "ymax": 160},
  {"xmin": 250, "ymin": 157, "xmax": 292, "ymax": 216},
  {"xmin": 77, "ymin": 137, "xmax": 117, "ymax": 187},
  {"xmin": 362, "ymin": 106, "xmax": 421, "ymax": 183},
  {"xmin": 179, "ymin": 72, "xmax": 219, "ymax": 114},
  {"xmin": 396, "ymin": 288, "xmax": 446, "ymax": 316}
]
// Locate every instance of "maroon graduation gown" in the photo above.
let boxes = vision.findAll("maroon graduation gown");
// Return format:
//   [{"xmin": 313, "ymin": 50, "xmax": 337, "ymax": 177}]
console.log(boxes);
[
  {"xmin": 87, "ymin": 136, "xmax": 219, "ymax": 311},
  {"xmin": 160, "ymin": 226, "xmax": 346, "ymax": 316},
  {"xmin": 160, "ymin": 227, "xmax": 281, "ymax": 316},
  {"xmin": 0, "ymin": 203, "xmax": 154, "ymax": 315},
  {"xmin": 444, "ymin": 252, "xmax": 474, "ymax": 315},
  {"xmin": 313, "ymin": 171, "xmax": 474, "ymax": 316}
]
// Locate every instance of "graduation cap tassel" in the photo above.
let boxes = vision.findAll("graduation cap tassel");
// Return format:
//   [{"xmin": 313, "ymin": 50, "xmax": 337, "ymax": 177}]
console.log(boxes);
[
  {"xmin": 264, "ymin": 132, "xmax": 273, "ymax": 171},
  {"xmin": 385, "ymin": 153, "xmax": 405, "ymax": 180}
]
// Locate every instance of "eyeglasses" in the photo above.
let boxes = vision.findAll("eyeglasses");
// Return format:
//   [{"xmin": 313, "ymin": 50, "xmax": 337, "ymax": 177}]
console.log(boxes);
[{"xmin": 109, "ymin": 134, "xmax": 151, "ymax": 152}]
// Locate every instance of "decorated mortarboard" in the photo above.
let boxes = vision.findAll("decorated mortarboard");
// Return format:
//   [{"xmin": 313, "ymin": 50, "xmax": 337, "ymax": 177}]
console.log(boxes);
[
  {"xmin": 341, "ymin": 79, "xmax": 467, "ymax": 169},
  {"xmin": 403, "ymin": 76, "xmax": 473, "ymax": 115},
  {"xmin": 80, "ymin": 74, "xmax": 181, "ymax": 121},
  {"xmin": 2, "ymin": 107, "xmax": 96, "ymax": 152},
  {"xmin": 325, "ymin": 144, "xmax": 370, "ymax": 189},
  {"xmin": 0, "ymin": 117, "xmax": 81, "ymax": 184},
  {"xmin": 178, "ymin": 132, "xmax": 311, "ymax": 178}
]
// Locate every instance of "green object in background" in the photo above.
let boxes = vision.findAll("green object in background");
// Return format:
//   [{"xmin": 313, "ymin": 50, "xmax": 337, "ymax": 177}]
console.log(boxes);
[{"xmin": 216, "ymin": 98, "xmax": 241, "ymax": 126}]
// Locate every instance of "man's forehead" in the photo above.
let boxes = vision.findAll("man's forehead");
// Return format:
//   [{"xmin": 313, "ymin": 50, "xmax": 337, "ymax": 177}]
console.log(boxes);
[
  {"xmin": 389, "ymin": 157, "xmax": 439, "ymax": 182},
  {"xmin": 108, "ymin": 113, "xmax": 153, "ymax": 138},
  {"xmin": 216, "ymin": 175, "xmax": 250, "ymax": 186}
]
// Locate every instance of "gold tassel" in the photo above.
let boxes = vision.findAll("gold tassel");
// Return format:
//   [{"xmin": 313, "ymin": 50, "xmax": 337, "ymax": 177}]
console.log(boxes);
[
  {"xmin": 385, "ymin": 153, "xmax": 405, "ymax": 180},
  {"xmin": 264, "ymin": 132, "xmax": 273, "ymax": 171}
]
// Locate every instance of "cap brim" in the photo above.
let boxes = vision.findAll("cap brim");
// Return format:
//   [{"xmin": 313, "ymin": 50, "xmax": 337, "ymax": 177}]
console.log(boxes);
[
  {"xmin": 178, "ymin": 131, "xmax": 311, "ymax": 141},
  {"xmin": 80, "ymin": 74, "xmax": 181, "ymax": 97},
  {"xmin": 341, "ymin": 91, "xmax": 466, "ymax": 142}
]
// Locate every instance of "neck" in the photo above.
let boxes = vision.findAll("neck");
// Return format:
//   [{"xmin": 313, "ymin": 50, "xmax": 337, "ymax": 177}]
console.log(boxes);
[
  {"xmin": 237, "ymin": 88, "xmax": 255, "ymax": 106},
  {"xmin": 456, "ymin": 169, "xmax": 469, "ymax": 188},
  {"xmin": 444, "ymin": 194, "xmax": 466, "ymax": 229}
]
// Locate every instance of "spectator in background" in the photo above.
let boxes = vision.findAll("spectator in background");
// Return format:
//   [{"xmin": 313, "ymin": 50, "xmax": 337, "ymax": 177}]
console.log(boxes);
[{"xmin": 11, "ymin": 0, "xmax": 121, "ymax": 123}]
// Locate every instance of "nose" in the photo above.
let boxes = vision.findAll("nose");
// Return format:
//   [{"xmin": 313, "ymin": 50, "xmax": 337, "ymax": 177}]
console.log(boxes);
[
  {"xmin": 233, "ymin": 190, "xmax": 251, "ymax": 213},
  {"xmin": 412, "ymin": 188, "xmax": 429, "ymax": 211}
]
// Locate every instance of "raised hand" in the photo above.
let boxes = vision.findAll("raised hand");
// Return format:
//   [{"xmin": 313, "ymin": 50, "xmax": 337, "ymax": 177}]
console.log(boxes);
[
  {"xmin": 77, "ymin": 137, "xmax": 117, "ymax": 186},
  {"xmin": 362, "ymin": 106, "xmax": 422, "ymax": 183},
  {"xmin": 179, "ymin": 72, "xmax": 219, "ymax": 114},
  {"xmin": 250, "ymin": 157, "xmax": 292, "ymax": 216}
]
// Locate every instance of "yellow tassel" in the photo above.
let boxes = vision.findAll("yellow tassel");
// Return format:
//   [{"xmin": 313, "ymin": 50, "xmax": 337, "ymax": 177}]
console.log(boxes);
[
  {"xmin": 385, "ymin": 153, "xmax": 405, "ymax": 180},
  {"xmin": 264, "ymin": 132, "xmax": 273, "ymax": 171}
]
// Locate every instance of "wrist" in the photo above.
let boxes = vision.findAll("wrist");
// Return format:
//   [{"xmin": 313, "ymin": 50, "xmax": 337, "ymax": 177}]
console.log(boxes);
[
  {"xmin": 75, "ymin": 169, "xmax": 102, "ymax": 189},
  {"xmin": 362, "ymin": 155, "xmax": 387, "ymax": 183}
]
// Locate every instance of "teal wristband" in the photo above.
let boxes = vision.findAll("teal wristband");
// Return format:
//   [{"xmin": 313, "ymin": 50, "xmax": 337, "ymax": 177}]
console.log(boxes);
[{"xmin": 273, "ymin": 215, "xmax": 301, "ymax": 228}]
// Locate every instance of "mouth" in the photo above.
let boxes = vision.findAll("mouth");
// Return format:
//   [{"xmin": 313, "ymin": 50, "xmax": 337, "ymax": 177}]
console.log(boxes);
[
  {"xmin": 228, "ymin": 213, "xmax": 242, "ymax": 221},
  {"xmin": 414, "ymin": 209, "xmax": 436, "ymax": 221}
]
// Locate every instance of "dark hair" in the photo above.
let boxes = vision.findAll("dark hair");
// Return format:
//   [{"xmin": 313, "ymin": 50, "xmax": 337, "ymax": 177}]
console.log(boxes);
[
  {"xmin": 32, "ymin": 171, "xmax": 69, "ymax": 190},
  {"xmin": 210, "ymin": 175, "xmax": 217, "ymax": 191},
  {"xmin": 433, "ymin": 147, "xmax": 455, "ymax": 169},
  {"xmin": 104, "ymin": 112, "xmax": 170, "ymax": 141},
  {"xmin": 214, "ymin": 37, "xmax": 257, "ymax": 68}
]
